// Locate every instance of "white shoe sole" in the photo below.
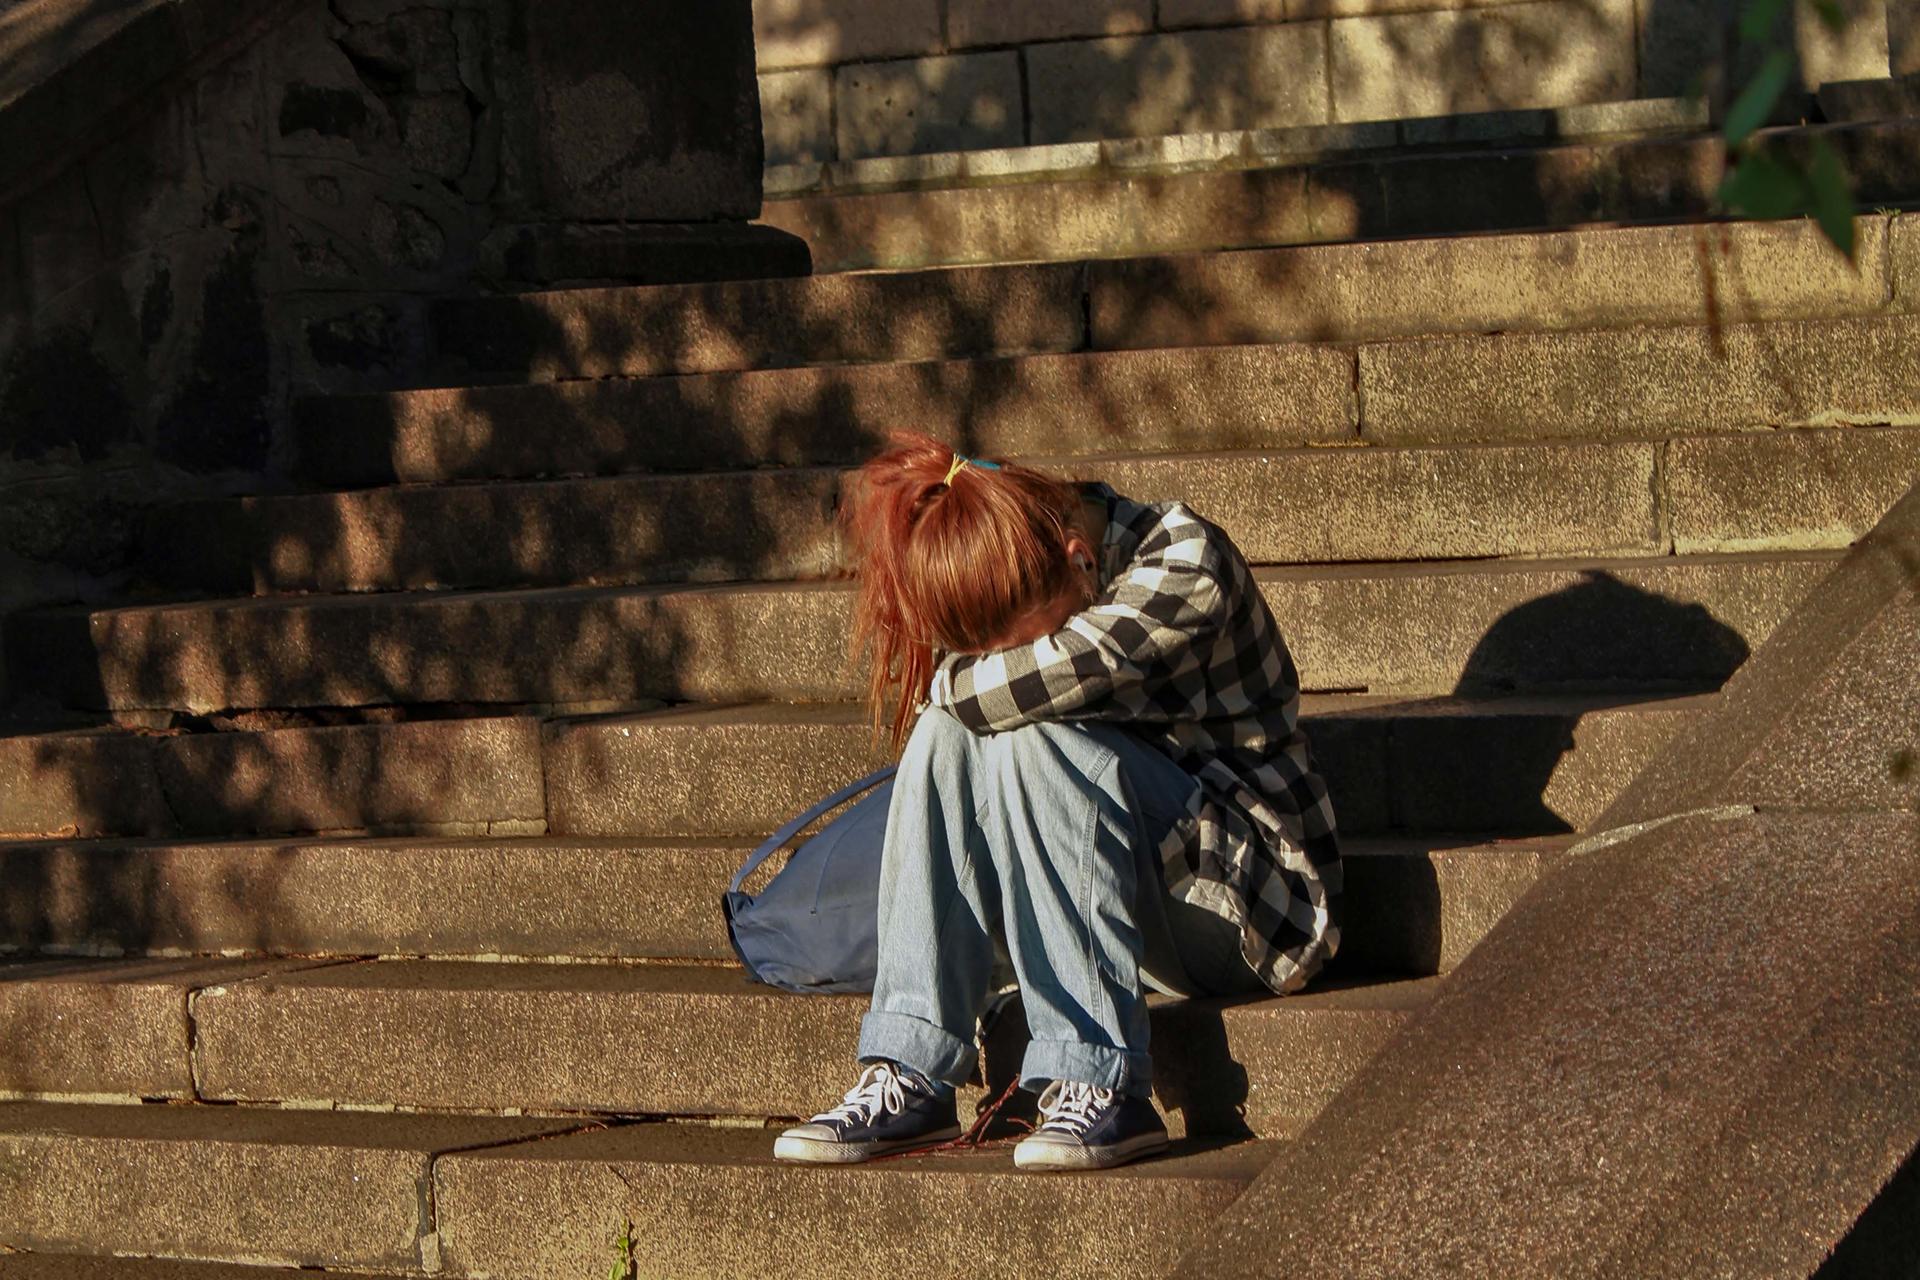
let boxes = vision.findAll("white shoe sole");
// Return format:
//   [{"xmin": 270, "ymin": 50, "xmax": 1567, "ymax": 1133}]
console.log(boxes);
[
  {"xmin": 773, "ymin": 1125, "xmax": 962, "ymax": 1164},
  {"xmin": 1013, "ymin": 1130, "xmax": 1170, "ymax": 1172}
]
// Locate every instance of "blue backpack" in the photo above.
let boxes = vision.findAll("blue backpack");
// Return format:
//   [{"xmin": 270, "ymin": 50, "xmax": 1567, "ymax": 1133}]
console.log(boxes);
[{"xmin": 721, "ymin": 767, "xmax": 897, "ymax": 993}]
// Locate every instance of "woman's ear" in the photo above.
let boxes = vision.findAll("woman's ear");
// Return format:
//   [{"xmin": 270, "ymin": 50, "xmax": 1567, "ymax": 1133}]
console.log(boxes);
[{"xmin": 1063, "ymin": 533, "xmax": 1095, "ymax": 572}]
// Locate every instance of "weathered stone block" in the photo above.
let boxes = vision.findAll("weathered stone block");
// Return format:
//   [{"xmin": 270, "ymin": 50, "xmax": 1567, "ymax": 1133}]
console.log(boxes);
[
  {"xmin": 1090, "ymin": 217, "xmax": 1890, "ymax": 351},
  {"xmin": 1796, "ymin": 0, "xmax": 1891, "ymax": 86},
  {"xmin": 760, "ymin": 67, "xmax": 833, "ymax": 165},
  {"xmin": 752, "ymin": 0, "xmax": 945, "ymax": 69},
  {"xmin": 835, "ymin": 52, "xmax": 1023, "ymax": 160},
  {"xmin": 1157, "ymin": 0, "xmax": 1289, "ymax": 28},
  {"xmin": 1358, "ymin": 314, "xmax": 1920, "ymax": 445},
  {"xmin": 0, "ymin": 733, "xmax": 169, "ymax": 841},
  {"xmin": 1894, "ymin": 212, "xmax": 1920, "ymax": 305},
  {"xmin": 1176, "ymin": 809, "xmax": 1920, "ymax": 1280},
  {"xmin": 1667, "ymin": 427, "xmax": 1920, "ymax": 554},
  {"xmin": 1896, "ymin": 0, "xmax": 1920, "ymax": 72},
  {"xmin": 522, "ymin": 0, "xmax": 761, "ymax": 220},
  {"xmin": 0, "ymin": 957, "xmax": 317, "ymax": 1099},
  {"xmin": 948, "ymin": 0, "xmax": 1152, "ymax": 48},
  {"xmin": 1330, "ymin": 0, "xmax": 1636, "ymax": 122},
  {"xmin": 0, "ymin": 1103, "xmax": 572, "ymax": 1269},
  {"xmin": 1637, "ymin": 0, "xmax": 1722, "ymax": 98},
  {"xmin": 1026, "ymin": 26, "xmax": 1331, "ymax": 143}
]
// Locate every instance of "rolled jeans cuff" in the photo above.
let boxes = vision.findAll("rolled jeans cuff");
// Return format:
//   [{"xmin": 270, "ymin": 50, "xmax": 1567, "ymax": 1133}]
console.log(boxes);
[
  {"xmin": 1020, "ymin": 1038, "xmax": 1154, "ymax": 1099},
  {"xmin": 858, "ymin": 1008, "xmax": 977, "ymax": 1087}
]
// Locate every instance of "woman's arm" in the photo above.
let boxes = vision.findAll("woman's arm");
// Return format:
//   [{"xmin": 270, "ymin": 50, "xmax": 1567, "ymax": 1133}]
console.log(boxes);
[{"xmin": 927, "ymin": 505, "xmax": 1230, "ymax": 733}]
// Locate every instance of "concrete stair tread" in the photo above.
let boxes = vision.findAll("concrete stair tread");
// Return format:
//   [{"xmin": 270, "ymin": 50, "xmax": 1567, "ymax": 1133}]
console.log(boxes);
[
  {"xmin": 138, "ymin": 425, "xmax": 1917, "ymax": 596},
  {"xmin": 0, "ymin": 1254, "xmax": 420, "ymax": 1279},
  {"xmin": 426, "ymin": 213, "xmax": 1903, "ymax": 382},
  {"xmin": 1, "ymin": 955, "xmax": 1441, "ymax": 1134},
  {"xmin": 0, "ymin": 830, "xmax": 1568, "ymax": 974},
  {"xmin": 761, "ymin": 117, "xmax": 1920, "ymax": 272},
  {"xmin": 9, "ymin": 550, "xmax": 1838, "ymax": 717},
  {"xmin": 0, "ymin": 1100, "xmax": 1274, "ymax": 1275},
  {"xmin": 288, "ymin": 308, "xmax": 1920, "ymax": 487}
]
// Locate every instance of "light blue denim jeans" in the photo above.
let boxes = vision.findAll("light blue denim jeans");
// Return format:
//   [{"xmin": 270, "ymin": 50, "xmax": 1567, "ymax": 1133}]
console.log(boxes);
[{"xmin": 856, "ymin": 708, "xmax": 1267, "ymax": 1099}]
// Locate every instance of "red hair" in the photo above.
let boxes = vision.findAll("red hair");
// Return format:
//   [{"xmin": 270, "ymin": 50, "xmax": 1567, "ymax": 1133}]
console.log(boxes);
[{"xmin": 843, "ymin": 432, "xmax": 1081, "ymax": 750}]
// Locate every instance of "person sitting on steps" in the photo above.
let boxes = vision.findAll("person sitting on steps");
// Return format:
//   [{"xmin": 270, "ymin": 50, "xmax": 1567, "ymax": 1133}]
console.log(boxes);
[{"xmin": 774, "ymin": 432, "xmax": 1343, "ymax": 1172}]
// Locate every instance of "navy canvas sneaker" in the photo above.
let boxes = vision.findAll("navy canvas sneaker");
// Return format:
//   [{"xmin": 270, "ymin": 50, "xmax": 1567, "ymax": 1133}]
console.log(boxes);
[
  {"xmin": 1013, "ymin": 1080, "xmax": 1171, "ymax": 1171},
  {"xmin": 773, "ymin": 1061, "xmax": 961, "ymax": 1164}
]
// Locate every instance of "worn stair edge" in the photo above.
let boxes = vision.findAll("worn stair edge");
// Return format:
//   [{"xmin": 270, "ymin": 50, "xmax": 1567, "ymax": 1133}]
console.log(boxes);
[
  {"xmin": 428, "ymin": 214, "xmax": 1906, "ymax": 383},
  {"xmin": 289, "ymin": 311, "xmax": 1920, "ymax": 488},
  {"xmin": 0, "ymin": 1102, "xmax": 580, "ymax": 1271},
  {"xmin": 0, "ymin": 717, "xmax": 546, "ymax": 842},
  {"xmin": 544, "ymin": 692, "xmax": 1710, "ymax": 840},
  {"xmin": 9, "ymin": 552, "xmax": 1837, "ymax": 718},
  {"xmin": 434, "ymin": 1122, "xmax": 1274, "ymax": 1280},
  {"xmin": 0, "ymin": 1254, "xmax": 421, "ymax": 1279},
  {"xmin": 142, "ymin": 426, "xmax": 1920, "ymax": 598},
  {"xmin": 174, "ymin": 960, "xmax": 1437, "ymax": 1140},
  {"xmin": 759, "ymin": 118, "xmax": 1920, "ymax": 272},
  {"xmin": 0, "ymin": 957, "xmax": 344, "ymax": 1102},
  {"xmin": 0, "ymin": 833, "xmax": 1567, "ymax": 977}
]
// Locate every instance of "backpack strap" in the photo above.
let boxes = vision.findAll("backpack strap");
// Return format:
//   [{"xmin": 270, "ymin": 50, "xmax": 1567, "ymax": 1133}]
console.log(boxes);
[{"xmin": 728, "ymin": 766, "xmax": 899, "ymax": 895}]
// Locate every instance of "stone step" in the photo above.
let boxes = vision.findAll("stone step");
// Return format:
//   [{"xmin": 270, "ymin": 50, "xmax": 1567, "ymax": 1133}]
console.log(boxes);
[
  {"xmin": 0, "ymin": 832, "xmax": 1570, "ymax": 977},
  {"xmin": 0, "ymin": 1255, "xmax": 418, "ymax": 1279},
  {"xmin": 289, "ymin": 311, "xmax": 1920, "ymax": 488},
  {"xmin": 760, "ymin": 118, "xmax": 1920, "ymax": 272},
  {"xmin": 0, "ymin": 689, "xmax": 1696, "ymax": 842},
  {"xmin": 0, "ymin": 954, "xmax": 1429, "ymax": 1138},
  {"xmin": 0, "ymin": 1102, "xmax": 579, "ymax": 1271},
  {"xmin": 0, "ymin": 717, "xmax": 546, "ymax": 842},
  {"xmin": 142, "ymin": 429, "xmax": 1920, "ymax": 597},
  {"xmin": 0, "ymin": 957, "xmax": 348, "ymax": 1102},
  {"xmin": 0, "ymin": 1102, "xmax": 1269, "ymax": 1278},
  {"xmin": 436, "ymin": 1123, "xmax": 1274, "ymax": 1278},
  {"xmin": 12, "ymin": 553, "xmax": 1833, "ymax": 716},
  {"xmin": 428, "ymin": 215, "xmax": 1904, "ymax": 383},
  {"xmin": 545, "ymin": 693, "xmax": 1704, "ymax": 839}
]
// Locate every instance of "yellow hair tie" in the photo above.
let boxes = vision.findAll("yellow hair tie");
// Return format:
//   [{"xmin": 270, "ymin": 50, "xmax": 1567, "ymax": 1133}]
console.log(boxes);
[{"xmin": 942, "ymin": 454, "xmax": 969, "ymax": 486}]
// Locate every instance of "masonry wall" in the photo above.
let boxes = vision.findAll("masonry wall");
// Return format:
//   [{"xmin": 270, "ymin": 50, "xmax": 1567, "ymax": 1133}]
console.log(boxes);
[
  {"xmin": 0, "ymin": 0, "xmax": 760, "ymax": 616},
  {"xmin": 755, "ymin": 0, "xmax": 1896, "ymax": 165}
]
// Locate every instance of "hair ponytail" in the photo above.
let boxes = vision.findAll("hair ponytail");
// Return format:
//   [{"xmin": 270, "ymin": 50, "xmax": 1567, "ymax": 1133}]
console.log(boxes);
[{"xmin": 843, "ymin": 432, "xmax": 1081, "ymax": 750}]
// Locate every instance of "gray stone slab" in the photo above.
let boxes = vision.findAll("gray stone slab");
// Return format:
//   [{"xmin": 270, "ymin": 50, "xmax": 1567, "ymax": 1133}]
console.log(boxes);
[
  {"xmin": 521, "ymin": 0, "xmax": 761, "ymax": 220},
  {"xmin": 752, "ymin": 0, "xmax": 944, "ymax": 70},
  {"xmin": 0, "ymin": 956, "xmax": 321, "ymax": 1099},
  {"xmin": 1358, "ymin": 313, "xmax": 1920, "ymax": 445},
  {"xmin": 1896, "ymin": 0, "xmax": 1920, "ymax": 74},
  {"xmin": 1173, "ymin": 809, "xmax": 1920, "ymax": 1279},
  {"xmin": 1026, "ymin": 26, "xmax": 1330, "ymax": 144},
  {"xmin": 835, "ymin": 52, "xmax": 1024, "ymax": 160},
  {"xmin": 947, "ymin": 0, "xmax": 1152, "ymax": 48},
  {"xmin": 0, "ymin": 1102, "xmax": 574, "ymax": 1269},
  {"xmin": 431, "ymin": 259, "xmax": 1088, "ymax": 381},
  {"xmin": 292, "ymin": 342, "xmax": 1355, "ymax": 486},
  {"xmin": 1092, "ymin": 214, "xmax": 1890, "ymax": 355},
  {"xmin": 190, "ymin": 956, "xmax": 1431, "ymax": 1134},
  {"xmin": 1158, "ymin": 0, "xmax": 1289, "ymax": 26},
  {"xmin": 1335, "ymin": 837, "xmax": 1571, "ymax": 976},
  {"xmin": 1330, "ymin": 0, "xmax": 1636, "ymax": 123},
  {"xmin": 0, "ymin": 835, "xmax": 749, "ymax": 961},
  {"xmin": 23, "ymin": 544, "xmax": 1812, "ymax": 715},
  {"xmin": 542, "ymin": 694, "xmax": 1702, "ymax": 839},
  {"xmin": 0, "ymin": 731, "xmax": 168, "ymax": 840},
  {"xmin": 0, "ymin": 1255, "xmax": 418, "ymax": 1279},
  {"xmin": 436, "ymin": 1123, "xmax": 1271, "ymax": 1279},
  {"xmin": 1666, "ymin": 426, "xmax": 1920, "ymax": 554},
  {"xmin": 1599, "ymin": 479, "xmax": 1920, "ymax": 827},
  {"xmin": 758, "ymin": 66, "xmax": 833, "ymax": 166}
]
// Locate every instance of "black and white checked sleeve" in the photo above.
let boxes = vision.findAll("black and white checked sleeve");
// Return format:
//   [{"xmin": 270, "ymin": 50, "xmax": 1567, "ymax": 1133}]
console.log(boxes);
[{"xmin": 926, "ymin": 507, "xmax": 1229, "ymax": 734}]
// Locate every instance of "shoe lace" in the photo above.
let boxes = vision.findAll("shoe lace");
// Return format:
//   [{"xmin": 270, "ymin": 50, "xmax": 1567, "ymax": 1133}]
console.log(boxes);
[
  {"xmin": 1034, "ymin": 1080, "xmax": 1116, "ymax": 1136},
  {"xmin": 812, "ymin": 1061, "xmax": 915, "ymax": 1126}
]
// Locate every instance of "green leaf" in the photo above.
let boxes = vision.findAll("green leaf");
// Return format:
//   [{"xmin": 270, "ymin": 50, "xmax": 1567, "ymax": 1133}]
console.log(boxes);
[
  {"xmin": 1738, "ymin": 0, "xmax": 1791, "ymax": 41},
  {"xmin": 1809, "ymin": 0, "xmax": 1849, "ymax": 33},
  {"xmin": 1719, "ymin": 149, "xmax": 1809, "ymax": 219},
  {"xmin": 1805, "ymin": 137, "xmax": 1857, "ymax": 258},
  {"xmin": 1724, "ymin": 49, "xmax": 1795, "ymax": 146}
]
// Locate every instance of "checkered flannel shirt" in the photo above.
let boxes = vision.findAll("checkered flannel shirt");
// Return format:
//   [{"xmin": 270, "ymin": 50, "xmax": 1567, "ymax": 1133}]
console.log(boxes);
[{"xmin": 925, "ymin": 483, "xmax": 1342, "ymax": 994}]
